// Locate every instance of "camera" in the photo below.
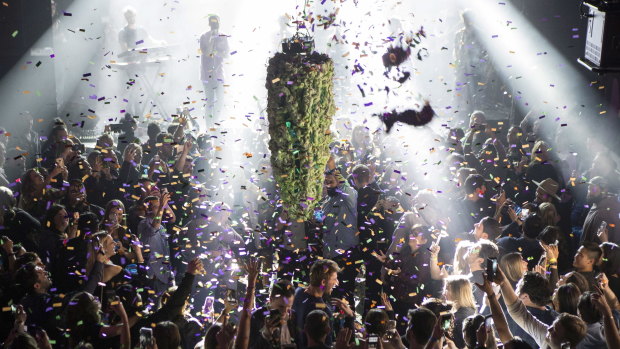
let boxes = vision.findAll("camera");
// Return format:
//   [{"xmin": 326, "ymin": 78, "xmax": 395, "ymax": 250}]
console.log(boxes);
[{"xmin": 109, "ymin": 123, "xmax": 123, "ymax": 133}]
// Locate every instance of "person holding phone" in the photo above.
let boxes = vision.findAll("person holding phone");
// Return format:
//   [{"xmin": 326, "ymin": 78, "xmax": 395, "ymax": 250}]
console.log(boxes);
[
  {"xmin": 138, "ymin": 191, "xmax": 175, "ymax": 300},
  {"xmin": 249, "ymin": 279, "xmax": 297, "ymax": 349},
  {"xmin": 582, "ymin": 176, "xmax": 620, "ymax": 245},
  {"xmin": 443, "ymin": 276, "xmax": 477, "ymax": 349}
]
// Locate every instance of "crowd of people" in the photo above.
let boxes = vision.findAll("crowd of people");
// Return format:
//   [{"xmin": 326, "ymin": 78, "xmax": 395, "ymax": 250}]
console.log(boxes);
[{"xmin": 0, "ymin": 106, "xmax": 619, "ymax": 349}]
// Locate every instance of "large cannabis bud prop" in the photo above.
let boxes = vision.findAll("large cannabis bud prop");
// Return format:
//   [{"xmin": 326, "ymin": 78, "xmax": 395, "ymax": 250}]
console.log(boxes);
[{"xmin": 266, "ymin": 51, "xmax": 335, "ymax": 220}]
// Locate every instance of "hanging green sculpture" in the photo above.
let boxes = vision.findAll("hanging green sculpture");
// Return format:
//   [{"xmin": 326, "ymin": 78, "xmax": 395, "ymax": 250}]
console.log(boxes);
[{"xmin": 266, "ymin": 51, "xmax": 335, "ymax": 220}]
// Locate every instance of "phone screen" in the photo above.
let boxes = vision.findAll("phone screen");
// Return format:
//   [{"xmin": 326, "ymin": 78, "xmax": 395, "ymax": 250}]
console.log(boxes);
[
  {"xmin": 368, "ymin": 335, "xmax": 379, "ymax": 349},
  {"xmin": 520, "ymin": 208, "xmax": 529, "ymax": 219},
  {"xmin": 226, "ymin": 289, "xmax": 238, "ymax": 304},
  {"xmin": 140, "ymin": 327, "xmax": 153, "ymax": 347},
  {"xmin": 485, "ymin": 315, "xmax": 494, "ymax": 328},
  {"xmin": 598, "ymin": 221, "xmax": 608, "ymax": 237},
  {"xmin": 440, "ymin": 312, "xmax": 452, "ymax": 330},
  {"xmin": 486, "ymin": 258, "xmax": 497, "ymax": 281}
]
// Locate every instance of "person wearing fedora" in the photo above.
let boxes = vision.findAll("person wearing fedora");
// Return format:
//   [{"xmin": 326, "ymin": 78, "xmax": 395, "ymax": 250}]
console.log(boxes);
[
  {"xmin": 581, "ymin": 176, "xmax": 620, "ymax": 244},
  {"xmin": 532, "ymin": 178, "xmax": 574, "ymax": 240},
  {"xmin": 533, "ymin": 178, "xmax": 561, "ymax": 204}
]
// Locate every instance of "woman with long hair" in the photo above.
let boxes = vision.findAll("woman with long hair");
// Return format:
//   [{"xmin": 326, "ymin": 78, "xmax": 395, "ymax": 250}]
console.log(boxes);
[
  {"xmin": 17, "ymin": 168, "xmax": 65, "ymax": 221},
  {"xmin": 64, "ymin": 291, "xmax": 130, "ymax": 348},
  {"xmin": 85, "ymin": 232, "xmax": 127, "ymax": 286},
  {"xmin": 525, "ymin": 140, "xmax": 560, "ymax": 184},
  {"xmin": 37, "ymin": 204, "xmax": 77, "ymax": 274},
  {"xmin": 444, "ymin": 276, "xmax": 477, "ymax": 349},
  {"xmin": 552, "ymin": 283, "xmax": 581, "ymax": 315},
  {"xmin": 499, "ymin": 252, "xmax": 528, "ymax": 288},
  {"xmin": 101, "ymin": 200, "xmax": 143, "ymax": 267}
]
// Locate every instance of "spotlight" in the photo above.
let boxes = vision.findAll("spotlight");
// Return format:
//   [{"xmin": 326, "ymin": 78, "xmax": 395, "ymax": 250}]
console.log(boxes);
[{"xmin": 577, "ymin": 1, "xmax": 620, "ymax": 73}]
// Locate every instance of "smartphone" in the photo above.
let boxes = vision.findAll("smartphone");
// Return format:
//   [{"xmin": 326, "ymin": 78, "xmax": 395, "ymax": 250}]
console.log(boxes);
[
  {"xmin": 226, "ymin": 289, "xmax": 238, "ymax": 305},
  {"xmin": 439, "ymin": 312, "xmax": 453, "ymax": 331},
  {"xmin": 105, "ymin": 289, "xmax": 116, "ymax": 306},
  {"xmin": 203, "ymin": 296, "xmax": 215, "ymax": 314},
  {"xmin": 486, "ymin": 258, "xmax": 498, "ymax": 281},
  {"xmin": 513, "ymin": 205, "xmax": 522, "ymax": 215},
  {"xmin": 368, "ymin": 334, "xmax": 379, "ymax": 349},
  {"xmin": 597, "ymin": 221, "xmax": 608, "ymax": 237},
  {"xmin": 384, "ymin": 320, "xmax": 398, "ymax": 340},
  {"xmin": 485, "ymin": 315, "xmax": 494, "ymax": 328},
  {"xmin": 140, "ymin": 327, "xmax": 153, "ymax": 347}
]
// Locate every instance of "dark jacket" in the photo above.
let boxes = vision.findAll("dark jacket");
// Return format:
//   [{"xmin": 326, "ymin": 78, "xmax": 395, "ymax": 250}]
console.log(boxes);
[
  {"xmin": 249, "ymin": 305, "xmax": 298, "ymax": 349},
  {"xmin": 130, "ymin": 273, "xmax": 196, "ymax": 347},
  {"xmin": 582, "ymin": 195, "xmax": 620, "ymax": 244},
  {"xmin": 292, "ymin": 287, "xmax": 353, "ymax": 349}
]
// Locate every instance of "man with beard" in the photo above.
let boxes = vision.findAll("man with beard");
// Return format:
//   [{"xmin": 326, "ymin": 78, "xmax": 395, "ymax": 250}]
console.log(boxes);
[
  {"xmin": 291, "ymin": 259, "xmax": 354, "ymax": 349},
  {"xmin": 318, "ymin": 156, "xmax": 358, "ymax": 308},
  {"xmin": 581, "ymin": 176, "xmax": 620, "ymax": 244}
]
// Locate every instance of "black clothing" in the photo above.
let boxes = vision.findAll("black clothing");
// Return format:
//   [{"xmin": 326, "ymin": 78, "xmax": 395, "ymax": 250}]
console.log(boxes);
[
  {"xmin": 249, "ymin": 305, "xmax": 298, "ymax": 349},
  {"xmin": 292, "ymin": 287, "xmax": 354, "ymax": 349}
]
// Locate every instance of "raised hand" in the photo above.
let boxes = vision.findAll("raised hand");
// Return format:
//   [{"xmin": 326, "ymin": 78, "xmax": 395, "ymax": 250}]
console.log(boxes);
[
  {"xmin": 242, "ymin": 257, "xmax": 261, "ymax": 284},
  {"xmin": 331, "ymin": 298, "xmax": 354, "ymax": 318},
  {"xmin": 124, "ymin": 147, "xmax": 135, "ymax": 163},
  {"xmin": 533, "ymin": 264, "xmax": 546, "ymax": 275},
  {"xmin": 380, "ymin": 292, "xmax": 393, "ymax": 312},
  {"xmin": 591, "ymin": 291, "xmax": 613, "ymax": 317},
  {"xmin": 1, "ymin": 235, "xmax": 14, "ymax": 255},
  {"xmin": 373, "ymin": 250, "xmax": 388, "ymax": 264},
  {"xmin": 13, "ymin": 304, "xmax": 26, "ymax": 325},
  {"xmin": 160, "ymin": 191, "xmax": 171, "ymax": 208},
  {"xmin": 429, "ymin": 243, "xmax": 440, "ymax": 256},
  {"xmin": 183, "ymin": 140, "xmax": 193, "ymax": 153},
  {"xmin": 187, "ymin": 258, "xmax": 205, "ymax": 275},
  {"xmin": 597, "ymin": 273, "xmax": 610, "ymax": 291},
  {"xmin": 335, "ymin": 328, "xmax": 353, "ymax": 349},
  {"xmin": 540, "ymin": 243, "xmax": 559, "ymax": 262},
  {"xmin": 507, "ymin": 206, "xmax": 519, "ymax": 223},
  {"xmin": 474, "ymin": 273, "xmax": 495, "ymax": 296}
]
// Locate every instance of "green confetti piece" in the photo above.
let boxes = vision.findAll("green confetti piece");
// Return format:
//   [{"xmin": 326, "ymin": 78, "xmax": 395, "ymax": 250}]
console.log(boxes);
[{"xmin": 11, "ymin": 30, "xmax": 18, "ymax": 38}]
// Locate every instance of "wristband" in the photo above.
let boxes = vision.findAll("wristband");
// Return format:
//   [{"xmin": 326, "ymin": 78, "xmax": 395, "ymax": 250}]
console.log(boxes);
[{"xmin": 548, "ymin": 258, "xmax": 557, "ymax": 263}]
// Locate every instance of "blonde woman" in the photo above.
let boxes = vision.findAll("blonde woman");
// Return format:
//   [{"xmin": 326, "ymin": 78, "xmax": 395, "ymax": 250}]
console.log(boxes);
[
  {"xmin": 525, "ymin": 140, "xmax": 560, "ymax": 184},
  {"xmin": 444, "ymin": 275, "xmax": 477, "ymax": 349},
  {"xmin": 499, "ymin": 252, "xmax": 528, "ymax": 288},
  {"xmin": 538, "ymin": 202, "xmax": 560, "ymax": 227}
]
